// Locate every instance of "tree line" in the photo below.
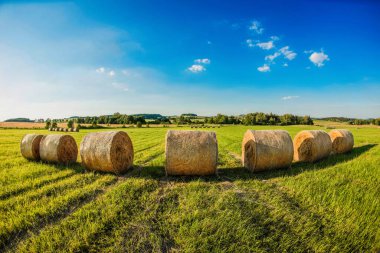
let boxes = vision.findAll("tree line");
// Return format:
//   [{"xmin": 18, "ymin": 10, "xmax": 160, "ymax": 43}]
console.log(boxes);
[
  {"xmin": 44, "ymin": 113, "xmax": 380, "ymax": 129},
  {"xmin": 206, "ymin": 113, "xmax": 313, "ymax": 125},
  {"xmin": 320, "ymin": 117, "xmax": 380, "ymax": 126},
  {"xmin": 172, "ymin": 113, "xmax": 313, "ymax": 126}
]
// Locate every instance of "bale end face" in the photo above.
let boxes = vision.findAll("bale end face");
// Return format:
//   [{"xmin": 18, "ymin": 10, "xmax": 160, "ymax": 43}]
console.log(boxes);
[
  {"xmin": 165, "ymin": 130, "xmax": 218, "ymax": 176},
  {"xmin": 293, "ymin": 130, "xmax": 332, "ymax": 162},
  {"xmin": 329, "ymin": 129, "xmax": 354, "ymax": 154},
  {"xmin": 20, "ymin": 134, "xmax": 44, "ymax": 160}
]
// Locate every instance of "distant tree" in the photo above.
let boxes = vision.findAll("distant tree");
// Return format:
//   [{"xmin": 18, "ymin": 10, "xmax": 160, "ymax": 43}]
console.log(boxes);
[
  {"xmin": 52, "ymin": 121, "xmax": 57, "ymax": 128},
  {"xmin": 269, "ymin": 117, "xmax": 276, "ymax": 125},
  {"xmin": 256, "ymin": 113, "xmax": 267, "ymax": 125},
  {"xmin": 136, "ymin": 122, "xmax": 142, "ymax": 128},
  {"xmin": 242, "ymin": 113, "xmax": 255, "ymax": 125},
  {"xmin": 67, "ymin": 120, "xmax": 74, "ymax": 129},
  {"xmin": 45, "ymin": 120, "xmax": 51, "ymax": 129},
  {"xmin": 281, "ymin": 114, "xmax": 293, "ymax": 125},
  {"xmin": 302, "ymin": 115, "xmax": 313, "ymax": 125}
]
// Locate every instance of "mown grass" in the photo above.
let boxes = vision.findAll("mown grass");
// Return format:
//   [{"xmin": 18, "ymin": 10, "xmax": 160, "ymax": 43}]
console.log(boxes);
[{"xmin": 0, "ymin": 124, "xmax": 379, "ymax": 252}]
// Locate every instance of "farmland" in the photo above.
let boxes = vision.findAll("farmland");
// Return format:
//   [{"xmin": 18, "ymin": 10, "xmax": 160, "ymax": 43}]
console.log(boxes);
[{"xmin": 0, "ymin": 124, "xmax": 379, "ymax": 252}]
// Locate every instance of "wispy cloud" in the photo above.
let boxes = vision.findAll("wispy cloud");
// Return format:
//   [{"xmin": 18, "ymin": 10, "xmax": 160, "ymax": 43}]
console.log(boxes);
[
  {"xmin": 256, "ymin": 41, "xmax": 275, "ymax": 50},
  {"xmin": 194, "ymin": 58, "xmax": 211, "ymax": 64},
  {"xmin": 96, "ymin": 67, "xmax": 115, "ymax": 76},
  {"xmin": 112, "ymin": 82, "xmax": 129, "ymax": 92},
  {"xmin": 282, "ymin": 95, "xmax": 299, "ymax": 100},
  {"xmin": 309, "ymin": 51, "xmax": 329, "ymax": 67},
  {"xmin": 246, "ymin": 39, "xmax": 255, "ymax": 48},
  {"xmin": 279, "ymin": 46, "xmax": 297, "ymax": 60},
  {"xmin": 257, "ymin": 64, "xmax": 270, "ymax": 72},
  {"xmin": 270, "ymin": 36, "xmax": 279, "ymax": 41},
  {"xmin": 265, "ymin": 52, "xmax": 281, "ymax": 62},
  {"xmin": 247, "ymin": 39, "xmax": 275, "ymax": 50},
  {"xmin": 248, "ymin": 20, "xmax": 264, "ymax": 34},
  {"xmin": 96, "ymin": 67, "xmax": 105, "ymax": 73},
  {"xmin": 188, "ymin": 64, "xmax": 206, "ymax": 73}
]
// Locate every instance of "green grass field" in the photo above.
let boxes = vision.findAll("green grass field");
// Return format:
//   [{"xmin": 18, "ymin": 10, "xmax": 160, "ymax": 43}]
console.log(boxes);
[{"xmin": 0, "ymin": 124, "xmax": 379, "ymax": 252}]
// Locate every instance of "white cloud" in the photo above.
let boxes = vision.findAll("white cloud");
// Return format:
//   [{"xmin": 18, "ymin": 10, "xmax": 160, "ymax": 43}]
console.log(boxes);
[
  {"xmin": 188, "ymin": 64, "xmax": 206, "ymax": 73},
  {"xmin": 282, "ymin": 95, "xmax": 299, "ymax": 100},
  {"xmin": 270, "ymin": 36, "xmax": 279, "ymax": 41},
  {"xmin": 257, "ymin": 64, "xmax": 270, "ymax": 72},
  {"xmin": 247, "ymin": 39, "xmax": 275, "ymax": 50},
  {"xmin": 207, "ymin": 40, "xmax": 212, "ymax": 45},
  {"xmin": 283, "ymin": 63, "xmax": 288, "ymax": 67},
  {"xmin": 309, "ymin": 51, "xmax": 329, "ymax": 67},
  {"xmin": 279, "ymin": 46, "xmax": 297, "ymax": 60},
  {"xmin": 96, "ymin": 67, "xmax": 105, "ymax": 73},
  {"xmin": 194, "ymin": 58, "xmax": 211, "ymax": 64},
  {"xmin": 256, "ymin": 41, "xmax": 274, "ymax": 50},
  {"xmin": 265, "ymin": 52, "xmax": 280, "ymax": 62},
  {"xmin": 112, "ymin": 82, "xmax": 128, "ymax": 92},
  {"xmin": 249, "ymin": 20, "xmax": 264, "ymax": 34},
  {"xmin": 108, "ymin": 70, "xmax": 115, "ymax": 76},
  {"xmin": 246, "ymin": 39, "xmax": 255, "ymax": 47}
]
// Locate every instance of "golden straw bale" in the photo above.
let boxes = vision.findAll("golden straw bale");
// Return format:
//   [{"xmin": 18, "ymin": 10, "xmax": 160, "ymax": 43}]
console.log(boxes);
[
  {"xmin": 329, "ymin": 129, "xmax": 354, "ymax": 154},
  {"xmin": 39, "ymin": 135, "xmax": 78, "ymax": 164},
  {"xmin": 242, "ymin": 130, "xmax": 293, "ymax": 172},
  {"xmin": 165, "ymin": 130, "xmax": 218, "ymax": 176},
  {"xmin": 80, "ymin": 131, "xmax": 134, "ymax": 174},
  {"xmin": 293, "ymin": 130, "xmax": 332, "ymax": 162},
  {"xmin": 20, "ymin": 134, "xmax": 44, "ymax": 160}
]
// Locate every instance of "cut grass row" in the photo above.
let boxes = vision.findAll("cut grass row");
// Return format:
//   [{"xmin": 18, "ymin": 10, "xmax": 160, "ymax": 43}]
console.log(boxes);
[{"xmin": 1, "ymin": 174, "xmax": 117, "ymax": 251}]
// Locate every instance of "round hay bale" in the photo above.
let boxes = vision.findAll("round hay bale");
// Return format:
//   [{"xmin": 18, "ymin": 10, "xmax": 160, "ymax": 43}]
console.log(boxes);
[
  {"xmin": 165, "ymin": 130, "xmax": 218, "ymax": 176},
  {"xmin": 80, "ymin": 131, "xmax": 134, "ymax": 174},
  {"xmin": 39, "ymin": 135, "xmax": 78, "ymax": 164},
  {"xmin": 20, "ymin": 134, "xmax": 44, "ymax": 160},
  {"xmin": 293, "ymin": 130, "xmax": 332, "ymax": 162},
  {"xmin": 242, "ymin": 130, "xmax": 293, "ymax": 172},
  {"xmin": 329, "ymin": 129, "xmax": 354, "ymax": 154}
]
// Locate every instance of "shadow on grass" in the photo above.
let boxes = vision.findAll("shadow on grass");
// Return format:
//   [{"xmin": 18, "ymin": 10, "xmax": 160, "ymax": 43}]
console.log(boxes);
[
  {"xmin": 43, "ymin": 144, "xmax": 376, "ymax": 183},
  {"xmin": 219, "ymin": 144, "xmax": 377, "ymax": 181},
  {"xmin": 120, "ymin": 144, "xmax": 376, "ymax": 183}
]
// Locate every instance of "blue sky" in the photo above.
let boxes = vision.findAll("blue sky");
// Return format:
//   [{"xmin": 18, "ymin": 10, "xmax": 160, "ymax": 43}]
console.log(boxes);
[{"xmin": 0, "ymin": 0, "xmax": 379, "ymax": 120}]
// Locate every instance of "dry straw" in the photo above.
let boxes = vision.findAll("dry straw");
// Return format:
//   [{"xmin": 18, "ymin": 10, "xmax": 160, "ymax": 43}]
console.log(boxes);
[
  {"xmin": 242, "ymin": 130, "xmax": 293, "ymax": 172},
  {"xmin": 80, "ymin": 131, "xmax": 134, "ymax": 174},
  {"xmin": 329, "ymin": 129, "xmax": 354, "ymax": 154},
  {"xmin": 20, "ymin": 134, "xmax": 44, "ymax": 160},
  {"xmin": 293, "ymin": 130, "xmax": 332, "ymax": 162},
  {"xmin": 39, "ymin": 134, "xmax": 78, "ymax": 164},
  {"xmin": 165, "ymin": 130, "xmax": 218, "ymax": 176}
]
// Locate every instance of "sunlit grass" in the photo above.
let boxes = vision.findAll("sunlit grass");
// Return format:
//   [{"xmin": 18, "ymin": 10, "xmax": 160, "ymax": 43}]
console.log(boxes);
[{"xmin": 0, "ymin": 124, "xmax": 379, "ymax": 252}]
